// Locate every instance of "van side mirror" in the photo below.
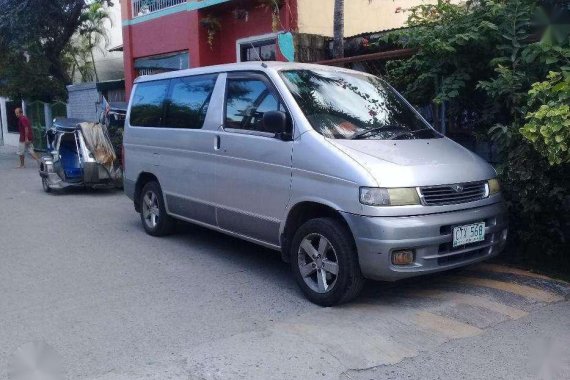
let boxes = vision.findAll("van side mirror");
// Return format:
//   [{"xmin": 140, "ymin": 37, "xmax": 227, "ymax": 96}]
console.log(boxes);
[{"xmin": 263, "ymin": 111, "xmax": 291, "ymax": 140}]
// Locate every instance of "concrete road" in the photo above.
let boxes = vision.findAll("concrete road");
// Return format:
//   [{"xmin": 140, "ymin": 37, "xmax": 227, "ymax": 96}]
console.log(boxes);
[{"xmin": 1, "ymin": 148, "xmax": 569, "ymax": 380}]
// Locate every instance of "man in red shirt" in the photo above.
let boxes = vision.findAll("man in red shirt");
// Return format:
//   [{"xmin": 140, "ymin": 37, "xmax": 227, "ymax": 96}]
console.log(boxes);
[{"xmin": 15, "ymin": 108, "xmax": 40, "ymax": 168}]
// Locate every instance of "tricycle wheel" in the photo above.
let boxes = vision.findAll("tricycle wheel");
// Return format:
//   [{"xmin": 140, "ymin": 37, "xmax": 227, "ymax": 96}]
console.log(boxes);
[{"xmin": 42, "ymin": 178, "xmax": 52, "ymax": 193}]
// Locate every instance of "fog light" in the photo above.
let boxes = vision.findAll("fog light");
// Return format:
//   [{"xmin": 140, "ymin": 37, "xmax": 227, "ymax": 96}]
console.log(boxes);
[{"xmin": 392, "ymin": 249, "xmax": 415, "ymax": 265}]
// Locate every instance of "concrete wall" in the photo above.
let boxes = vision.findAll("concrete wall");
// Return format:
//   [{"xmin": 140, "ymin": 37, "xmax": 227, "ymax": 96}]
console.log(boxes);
[
  {"xmin": 297, "ymin": 0, "xmax": 435, "ymax": 37},
  {"xmin": 66, "ymin": 83, "xmax": 100, "ymax": 122}
]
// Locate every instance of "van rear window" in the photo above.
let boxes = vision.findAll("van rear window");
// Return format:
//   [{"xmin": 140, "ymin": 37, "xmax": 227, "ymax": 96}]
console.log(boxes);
[
  {"xmin": 165, "ymin": 75, "xmax": 217, "ymax": 129},
  {"xmin": 130, "ymin": 80, "xmax": 170, "ymax": 127}
]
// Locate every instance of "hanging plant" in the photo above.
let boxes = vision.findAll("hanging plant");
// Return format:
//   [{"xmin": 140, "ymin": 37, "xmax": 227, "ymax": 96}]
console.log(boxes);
[
  {"xmin": 257, "ymin": 0, "xmax": 284, "ymax": 32},
  {"xmin": 200, "ymin": 15, "xmax": 221, "ymax": 49},
  {"xmin": 232, "ymin": 8, "xmax": 248, "ymax": 21}
]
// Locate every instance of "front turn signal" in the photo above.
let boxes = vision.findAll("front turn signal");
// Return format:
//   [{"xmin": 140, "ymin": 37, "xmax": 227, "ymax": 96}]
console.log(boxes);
[{"xmin": 488, "ymin": 178, "xmax": 501, "ymax": 195}]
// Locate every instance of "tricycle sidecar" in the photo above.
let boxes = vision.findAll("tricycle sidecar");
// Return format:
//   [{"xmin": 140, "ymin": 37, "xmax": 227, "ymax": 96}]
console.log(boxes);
[{"xmin": 39, "ymin": 118, "xmax": 122, "ymax": 193}]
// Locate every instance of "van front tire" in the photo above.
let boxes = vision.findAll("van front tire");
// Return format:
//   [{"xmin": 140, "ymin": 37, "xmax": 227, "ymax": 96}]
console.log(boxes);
[
  {"xmin": 140, "ymin": 181, "xmax": 175, "ymax": 236},
  {"xmin": 291, "ymin": 218, "xmax": 364, "ymax": 306}
]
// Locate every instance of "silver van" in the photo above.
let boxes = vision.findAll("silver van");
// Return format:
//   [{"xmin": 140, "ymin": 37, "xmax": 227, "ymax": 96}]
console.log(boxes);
[{"xmin": 123, "ymin": 62, "xmax": 507, "ymax": 306}]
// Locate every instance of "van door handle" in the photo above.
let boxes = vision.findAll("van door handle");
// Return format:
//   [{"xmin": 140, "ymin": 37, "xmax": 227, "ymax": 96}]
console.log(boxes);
[{"xmin": 214, "ymin": 135, "xmax": 221, "ymax": 150}]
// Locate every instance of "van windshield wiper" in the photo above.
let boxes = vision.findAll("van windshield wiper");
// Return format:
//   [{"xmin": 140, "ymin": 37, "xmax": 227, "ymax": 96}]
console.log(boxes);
[
  {"xmin": 351, "ymin": 125, "xmax": 407, "ymax": 140},
  {"xmin": 409, "ymin": 127, "xmax": 436, "ymax": 136}
]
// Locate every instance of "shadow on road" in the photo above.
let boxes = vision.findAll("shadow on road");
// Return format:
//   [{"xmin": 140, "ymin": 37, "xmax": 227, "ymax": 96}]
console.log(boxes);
[{"xmin": 41, "ymin": 186, "xmax": 122, "ymax": 197}]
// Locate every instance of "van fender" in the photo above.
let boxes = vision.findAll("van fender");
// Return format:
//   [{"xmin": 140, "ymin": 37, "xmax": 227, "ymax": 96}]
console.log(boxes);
[{"xmin": 278, "ymin": 196, "xmax": 358, "ymax": 263}]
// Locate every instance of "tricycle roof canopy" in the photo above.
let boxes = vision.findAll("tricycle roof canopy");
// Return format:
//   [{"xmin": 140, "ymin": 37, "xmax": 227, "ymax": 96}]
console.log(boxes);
[{"xmin": 53, "ymin": 117, "xmax": 91, "ymax": 132}]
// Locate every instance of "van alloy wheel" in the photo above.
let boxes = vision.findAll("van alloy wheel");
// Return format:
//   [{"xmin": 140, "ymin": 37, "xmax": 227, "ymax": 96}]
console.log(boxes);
[
  {"xmin": 291, "ymin": 218, "xmax": 365, "ymax": 306},
  {"xmin": 139, "ymin": 181, "xmax": 175, "ymax": 236},
  {"xmin": 142, "ymin": 190, "xmax": 160, "ymax": 228},
  {"xmin": 297, "ymin": 233, "xmax": 339, "ymax": 293}
]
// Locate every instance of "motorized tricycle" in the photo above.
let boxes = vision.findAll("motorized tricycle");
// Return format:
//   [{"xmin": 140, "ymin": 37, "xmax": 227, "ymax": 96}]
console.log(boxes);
[
  {"xmin": 39, "ymin": 118, "xmax": 123, "ymax": 193},
  {"xmin": 101, "ymin": 101, "xmax": 127, "ymax": 164}
]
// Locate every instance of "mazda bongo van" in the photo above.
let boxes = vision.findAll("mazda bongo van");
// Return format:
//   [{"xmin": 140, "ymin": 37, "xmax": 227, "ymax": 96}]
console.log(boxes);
[{"xmin": 123, "ymin": 62, "xmax": 508, "ymax": 306}]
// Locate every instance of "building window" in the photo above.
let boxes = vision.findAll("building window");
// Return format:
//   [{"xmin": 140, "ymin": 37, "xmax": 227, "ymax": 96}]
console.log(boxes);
[
  {"xmin": 137, "ymin": 68, "xmax": 168, "ymax": 76},
  {"xmin": 134, "ymin": 51, "xmax": 189, "ymax": 77},
  {"xmin": 237, "ymin": 35, "xmax": 277, "ymax": 62}
]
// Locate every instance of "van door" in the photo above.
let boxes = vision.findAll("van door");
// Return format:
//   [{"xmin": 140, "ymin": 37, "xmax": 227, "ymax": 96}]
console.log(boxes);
[
  {"xmin": 158, "ymin": 74, "xmax": 221, "ymax": 226},
  {"xmin": 126, "ymin": 78, "xmax": 170, "ymax": 182},
  {"xmin": 213, "ymin": 72, "xmax": 294, "ymax": 246}
]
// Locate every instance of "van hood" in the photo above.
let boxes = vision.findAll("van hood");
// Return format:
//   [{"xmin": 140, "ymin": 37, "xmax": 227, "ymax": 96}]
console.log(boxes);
[{"xmin": 329, "ymin": 137, "xmax": 496, "ymax": 187}]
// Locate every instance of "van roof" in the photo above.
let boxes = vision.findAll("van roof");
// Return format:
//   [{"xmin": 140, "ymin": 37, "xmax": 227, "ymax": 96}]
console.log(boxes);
[{"xmin": 133, "ymin": 61, "xmax": 367, "ymax": 83}]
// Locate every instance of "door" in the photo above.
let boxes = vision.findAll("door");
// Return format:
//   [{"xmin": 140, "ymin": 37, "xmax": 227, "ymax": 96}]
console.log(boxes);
[
  {"xmin": 157, "ymin": 74, "xmax": 221, "ymax": 226},
  {"xmin": 127, "ymin": 78, "xmax": 170, "ymax": 183},
  {"xmin": 213, "ymin": 72, "xmax": 294, "ymax": 246}
]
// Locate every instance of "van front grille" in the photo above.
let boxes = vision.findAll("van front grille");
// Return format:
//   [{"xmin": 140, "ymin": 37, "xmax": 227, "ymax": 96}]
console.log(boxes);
[{"xmin": 420, "ymin": 181, "xmax": 487, "ymax": 206}]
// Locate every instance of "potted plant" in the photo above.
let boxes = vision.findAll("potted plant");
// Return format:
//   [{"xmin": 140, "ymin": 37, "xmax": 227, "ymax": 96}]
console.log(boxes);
[
  {"xmin": 257, "ymin": 0, "xmax": 284, "ymax": 32},
  {"xmin": 200, "ymin": 15, "xmax": 221, "ymax": 49}
]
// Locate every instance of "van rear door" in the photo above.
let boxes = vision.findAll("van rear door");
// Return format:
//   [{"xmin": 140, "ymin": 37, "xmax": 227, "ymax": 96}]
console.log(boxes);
[{"xmin": 157, "ymin": 74, "xmax": 220, "ymax": 226}]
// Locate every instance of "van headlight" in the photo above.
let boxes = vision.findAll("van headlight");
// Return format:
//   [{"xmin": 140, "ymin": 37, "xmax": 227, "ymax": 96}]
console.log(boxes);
[
  {"xmin": 359, "ymin": 187, "xmax": 420, "ymax": 206},
  {"xmin": 488, "ymin": 178, "xmax": 501, "ymax": 195}
]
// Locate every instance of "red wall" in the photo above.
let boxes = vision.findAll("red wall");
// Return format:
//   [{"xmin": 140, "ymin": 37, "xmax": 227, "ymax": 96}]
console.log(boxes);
[
  {"xmin": 214, "ymin": 7, "xmax": 280, "ymax": 65},
  {"xmin": 122, "ymin": 0, "xmax": 298, "ymax": 96},
  {"xmin": 129, "ymin": 13, "xmax": 193, "ymax": 58}
]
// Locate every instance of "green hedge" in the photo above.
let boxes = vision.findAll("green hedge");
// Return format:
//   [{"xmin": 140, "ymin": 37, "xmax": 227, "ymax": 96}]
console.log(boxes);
[{"xmin": 380, "ymin": 0, "xmax": 570, "ymax": 274}]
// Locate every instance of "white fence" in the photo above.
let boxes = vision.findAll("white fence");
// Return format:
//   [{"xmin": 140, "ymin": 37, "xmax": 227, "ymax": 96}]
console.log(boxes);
[{"xmin": 132, "ymin": 0, "xmax": 187, "ymax": 17}]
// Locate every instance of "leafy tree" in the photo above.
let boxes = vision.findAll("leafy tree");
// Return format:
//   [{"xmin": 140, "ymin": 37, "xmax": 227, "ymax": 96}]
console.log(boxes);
[
  {"xmin": 520, "ymin": 71, "xmax": 570, "ymax": 165},
  {"xmin": 64, "ymin": 37, "xmax": 97, "ymax": 83},
  {"xmin": 77, "ymin": 1, "xmax": 112, "ymax": 82},
  {"xmin": 0, "ymin": 0, "xmax": 113, "ymax": 101},
  {"xmin": 0, "ymin": 34, "xmax": 67, "ymax": 102}
]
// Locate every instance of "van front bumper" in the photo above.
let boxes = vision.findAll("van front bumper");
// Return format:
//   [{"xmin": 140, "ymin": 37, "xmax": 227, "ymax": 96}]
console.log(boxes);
[{"xmin": 342, "ymin": 202, "xmax": 508, "ymax": 281}]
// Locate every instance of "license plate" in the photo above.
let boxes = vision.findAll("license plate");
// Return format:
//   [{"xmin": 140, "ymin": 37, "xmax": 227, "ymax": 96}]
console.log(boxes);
[{"xmin": 453, "ymin": 222, "xmax": 485, "ymax": 247}]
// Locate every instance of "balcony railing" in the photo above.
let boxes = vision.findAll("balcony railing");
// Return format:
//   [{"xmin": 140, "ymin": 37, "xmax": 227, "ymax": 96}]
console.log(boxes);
[{"xmin": 132, "ymin": 0, "xmax": 187, "ymax": 17}]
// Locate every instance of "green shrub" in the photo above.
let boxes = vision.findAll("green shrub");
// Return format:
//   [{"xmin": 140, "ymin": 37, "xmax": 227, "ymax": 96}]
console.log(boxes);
[
  {"xmin": 520, "ymin": 71, "xmax": 570, "ymax": 165},
  {"xmin": 494, "ymin": 132, "xmax": 570, "ymax": 273},
  {"xmin": 381, "ymin": 0, "xmax": 570, "ymax": 273}
]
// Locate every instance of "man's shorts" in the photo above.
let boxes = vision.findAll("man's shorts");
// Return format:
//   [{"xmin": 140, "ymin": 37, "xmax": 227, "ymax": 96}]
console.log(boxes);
[{"xmin": 17, "ymin": 142, "xmax": 35, "ymax": 156}]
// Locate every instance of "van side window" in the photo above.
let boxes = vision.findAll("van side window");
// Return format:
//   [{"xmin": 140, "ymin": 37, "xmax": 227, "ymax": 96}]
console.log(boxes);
[
  {"xmin": 165, "ymin": 75, "xmax": 217, "ymax": 129},
  {"xmin": 225, "ymin": 79, "xmax": 282, "ymax": 132},
  {"xmin": 130, "ymin": 80, "xmax": 170, "ymax": 127}
]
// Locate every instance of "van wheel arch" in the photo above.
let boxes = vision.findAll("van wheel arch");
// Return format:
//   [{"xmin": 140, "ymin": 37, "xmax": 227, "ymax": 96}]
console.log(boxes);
[
  {"xmin": 281, "ymin": 202, "xmax": 356, "ymax": 263},
  {"xmin": 134, "ymin": 172, "xmax": 159, "ymax": 213}
]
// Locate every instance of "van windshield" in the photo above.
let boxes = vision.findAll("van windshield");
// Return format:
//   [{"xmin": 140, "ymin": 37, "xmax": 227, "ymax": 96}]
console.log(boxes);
[{"xmin": 280, "ymin": 69, "xmax": 440, "ymax": 140}]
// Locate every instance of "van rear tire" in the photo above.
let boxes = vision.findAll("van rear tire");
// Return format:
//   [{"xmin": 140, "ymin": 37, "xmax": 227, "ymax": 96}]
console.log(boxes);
[
  {"xmin": 139, "ymin": 181, "xmax": 175, "ymax": 236},
  {"xmin": 290, "ymin": 218, "xmax": 364, "ymax": 306}
]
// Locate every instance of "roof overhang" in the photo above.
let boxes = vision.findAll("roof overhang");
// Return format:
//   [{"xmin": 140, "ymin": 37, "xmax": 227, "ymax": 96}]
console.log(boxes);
[{"xmin": 96, "ymin": 79, "xmax": 125, "ymax": 92}]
